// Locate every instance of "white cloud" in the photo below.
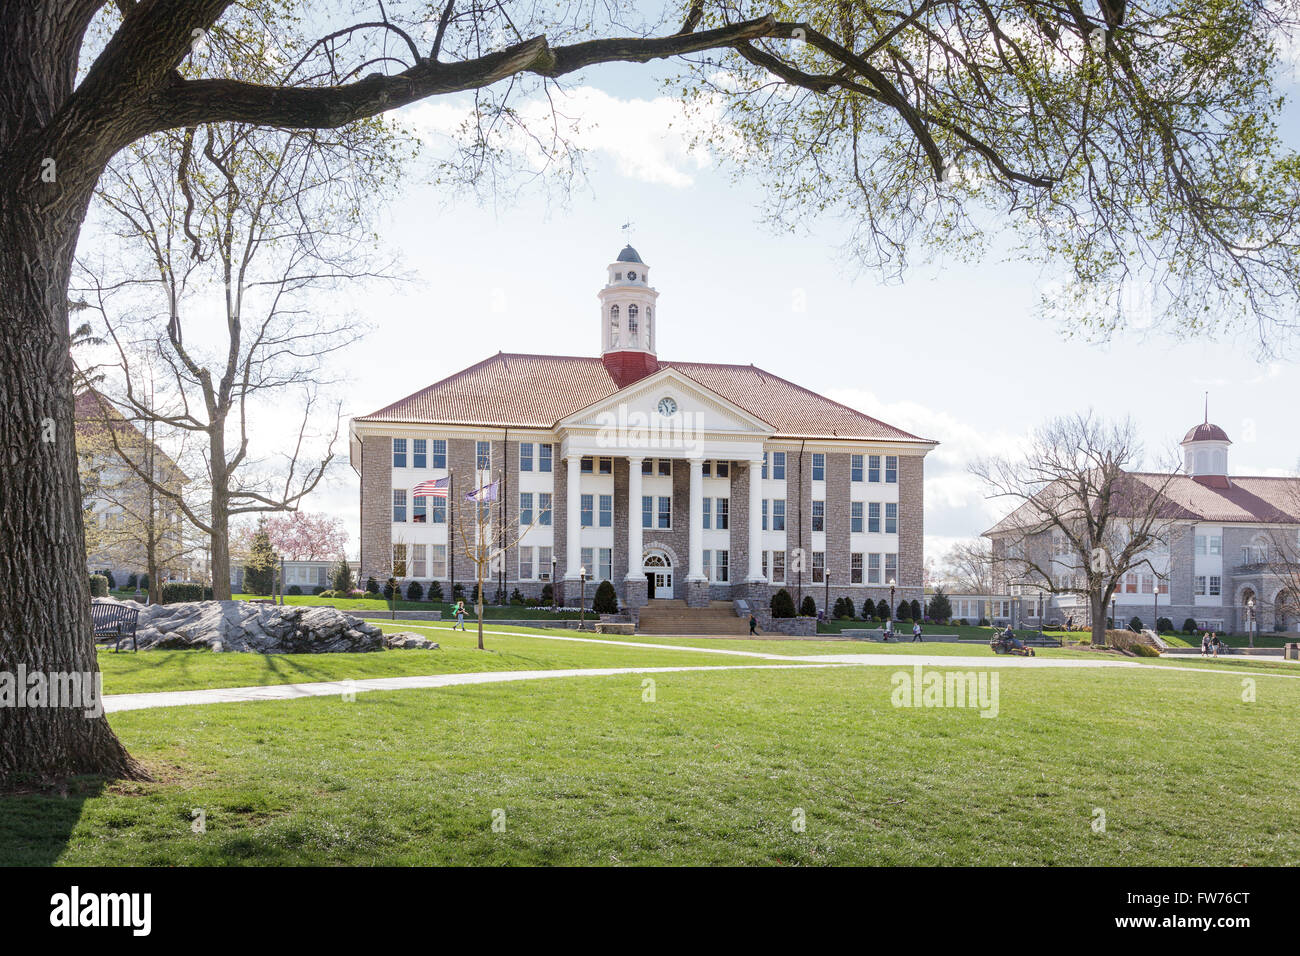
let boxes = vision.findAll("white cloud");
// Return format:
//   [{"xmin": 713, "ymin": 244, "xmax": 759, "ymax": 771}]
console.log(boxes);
[{"xmin": 403, "ymin": 86, "xmax": 724, "ymax": 188}]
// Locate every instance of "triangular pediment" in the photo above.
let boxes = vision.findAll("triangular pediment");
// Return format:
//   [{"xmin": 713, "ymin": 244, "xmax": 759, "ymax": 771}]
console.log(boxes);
[{"xmin": 557, "ymin": 367, "xmax": 775, "ymax": 436}]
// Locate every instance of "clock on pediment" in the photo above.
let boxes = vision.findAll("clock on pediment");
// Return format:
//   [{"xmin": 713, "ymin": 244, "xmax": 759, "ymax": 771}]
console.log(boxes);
[{"xmin": 657, "ymin": 396, "xmax": 678, "ymax": 416}]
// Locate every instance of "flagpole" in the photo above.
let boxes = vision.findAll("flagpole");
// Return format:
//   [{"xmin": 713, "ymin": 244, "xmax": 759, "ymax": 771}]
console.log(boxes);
[{"xmin": 448, "ymin": 467, "xmax": 455, "ymax": 605}]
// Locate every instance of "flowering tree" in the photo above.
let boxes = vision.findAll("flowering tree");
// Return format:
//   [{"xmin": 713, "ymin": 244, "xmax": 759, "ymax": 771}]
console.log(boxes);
[{"xmin": 259, "ymin": 513, "xmax": 349, "ymax": 562}]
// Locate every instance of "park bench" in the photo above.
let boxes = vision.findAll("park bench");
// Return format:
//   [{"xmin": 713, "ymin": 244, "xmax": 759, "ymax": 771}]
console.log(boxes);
[
  {"xmin": 92, "ymin": 601, "xmax": 140, "ymax": 652},
  {"xmin": 1023, "ymin": 636, "xmax": 1063, "ymax": 648}
]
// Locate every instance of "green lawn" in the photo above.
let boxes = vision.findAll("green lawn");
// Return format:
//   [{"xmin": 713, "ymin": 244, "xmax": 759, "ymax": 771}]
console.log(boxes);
[
  {"xmin": 96, "ymin": 622, "xmax": 789, "ymax": 695},
  {"xmin": 6, "ymin": 659, "xmax": 1298, "ymax": 866}
]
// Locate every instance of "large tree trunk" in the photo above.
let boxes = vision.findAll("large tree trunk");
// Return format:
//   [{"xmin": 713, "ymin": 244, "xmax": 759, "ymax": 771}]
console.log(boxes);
[
  {"xmin": 209, "ymin": 446, "xmax": 232, "ymax": 600},
  {"xmin": 1091, "ymin": 590, "xmax": 1109, "ymax": 648},
  {"xmin": 0, "ymin": 188, "xmax": 146, "ymax": 787}
]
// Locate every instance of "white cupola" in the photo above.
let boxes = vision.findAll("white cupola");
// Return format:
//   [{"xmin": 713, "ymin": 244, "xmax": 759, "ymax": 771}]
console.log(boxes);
[
  {"xmin": 1181, "ymin": 417, "xmax": 1231, "ymax": 479},
  {"xmin": 599, "ymin": 245, "xmax": 659, "ymax": 356}
]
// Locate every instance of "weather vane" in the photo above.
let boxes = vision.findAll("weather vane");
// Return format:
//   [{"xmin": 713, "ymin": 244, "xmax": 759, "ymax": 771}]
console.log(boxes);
[{"xmin": 621, "ymin": 220, "xmax": 635, "ymax": 243}]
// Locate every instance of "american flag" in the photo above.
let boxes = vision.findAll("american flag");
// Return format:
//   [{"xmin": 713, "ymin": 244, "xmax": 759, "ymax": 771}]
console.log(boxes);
[{"xmin": 412, "ymin": 476, "xmax": 450, "ymax": 498}]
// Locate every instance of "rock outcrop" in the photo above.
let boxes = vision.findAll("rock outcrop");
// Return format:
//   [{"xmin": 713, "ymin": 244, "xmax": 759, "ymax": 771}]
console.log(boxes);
[{"xmin": 92, "ymin": 599, "xmax": 435, "ymax": 654}]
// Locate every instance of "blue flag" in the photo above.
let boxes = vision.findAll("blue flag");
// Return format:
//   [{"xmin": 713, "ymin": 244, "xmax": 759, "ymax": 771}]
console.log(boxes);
[{"xmin": 464, "ymin": 481, "xmax": 498, "ymax": 503}]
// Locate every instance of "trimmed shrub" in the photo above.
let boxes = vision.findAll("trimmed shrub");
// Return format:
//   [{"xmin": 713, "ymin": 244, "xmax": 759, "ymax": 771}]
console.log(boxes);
[
  {"xmin": 800, "ymin": 595, "xmax": 817, "ymax": 617},
  {"xmin": 103, "ymin": 570, "xmax": 116, "ymax": 589},
  {"xmin": 896, "ymin": 601, "xmax": 912, "ymax": 620},
  {"xmin": 592, "ymin": 579, "xmax": 619, "ymax": 614},
  {"xmin": 406, "ymin": 580, "xmax": 424, "ymax": 601},
  {"xmin": 1182, "ymin": 617, "xmax": 1198, "ymax": 634},
  {"xmin": 510, "ymin": 588, "xmax": 525, "ymax": 606},
  {"xmin": 1132, "ymin": 643, "xmax": 1161, "ymax": 657},
  {"xmin": 139, "ymin": 574, "xmax": 149, "ymax": 589},
  {"xmin": 365, "ymin": 576, "xmax": 380, "ymax": 594},
  {"xmin": 312, "ymin": 585, "xmax": 326, "ymax": 595},
  {"xmin": 540, "ymin": 582, "xmax": 554, "ymax": 606},
  {"xmin": 832, "ymin": 596, "xmax": 854, "ymax": 619},
  {"xmin": 382, "ymin": 579, "xmax": 397, "ymax": 601},
  {"xmin": 427, "ymin": 579, "xmax": 444, "ymax": 602},
  {"xmin": 978, "ymin": 617, "xmax": 990, "ymax": 626},
  {"xmin": 771, "ymin": 588, "xmax": 796, "ymax": 619},
  {"xmin": 1129, "ymin": 615, "xmax": 1144, "ymax": 632},
  {"xmin": 910, "ymin": 599, "xmax": 922, "ymax": 620},
  {"xmin": 161, "ymin": 583, "xmax": 207, "ymax": 604},
  {"xmin": 876, "ymin": 599, "xmax": 890, "ymax": 620},
  {"xmin": 287, "ymin": 584, "xmax": 302, "ymax": 595},
  {"xmin": 452, "ymin": 582, "xmax": 465, "ymax": 602},
  {"xmin": 89, "ymin": 574, "xmax": 109, "ymax": 597},
  {"xmin": 861, "ymin": 598, "xmax": 876, "ymax": 620},
  {"xmin": 1156, "ymin": 617, "xmax": 1174, "ymax": 633},
  {"xmin": 126, "ymin": 573, "xmax": 138, "ymax": 588}
]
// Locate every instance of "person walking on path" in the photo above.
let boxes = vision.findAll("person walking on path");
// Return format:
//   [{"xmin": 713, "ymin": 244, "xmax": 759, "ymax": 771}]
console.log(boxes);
[
  {"xmin": 911, "ymin": 621, "xmax": 923, "ymax": 642},
  {"xmin": 749, "ymin": 614, "xmax": 759, "ymax": 636},
  {"xmin": 453, "ymin": 601, "xmax": 467, "ymax": 631},
  {"xmin": 1200, "ymin": 631, "xmax": 1211, "ymax": 657}
]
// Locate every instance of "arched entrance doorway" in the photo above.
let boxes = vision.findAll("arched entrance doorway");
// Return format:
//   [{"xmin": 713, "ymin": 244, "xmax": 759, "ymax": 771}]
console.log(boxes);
[
  {"xmin": 644, "ymin": 550, "xmax": 673, "ymax": 599},
  {"xmin": 1276, "ymin": 588, "xmax": 1297, "ymax": 632},
  {"xmin": 1240, "ymin": 587, "xmax": 1258, "ymax": 635}
]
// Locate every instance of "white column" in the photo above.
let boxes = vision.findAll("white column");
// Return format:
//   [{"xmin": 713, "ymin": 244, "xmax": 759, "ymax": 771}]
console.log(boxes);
[
  {"xmin": 565, "ymin": 453, "xmax": 582, "ymax": 580},
  {"xmin": 747, "ymin": 457, "xmax": 766, "ymax": 582},
  {"xmin": 625, "ymin": 456, "xmax": 644, "ymax": 580},
  {"xmin": 687, "ymin": 457, "xmax": 705, "ymax": 581}
]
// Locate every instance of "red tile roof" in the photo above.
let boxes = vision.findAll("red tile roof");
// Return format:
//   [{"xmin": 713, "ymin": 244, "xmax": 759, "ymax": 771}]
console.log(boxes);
[
  {"xmin": 354, "ymin": 352, "xmax": 933, "ymax": 443},
  {"xmin": 985, "ymin": 472, "xmax": 1300, "ymax": 535}
]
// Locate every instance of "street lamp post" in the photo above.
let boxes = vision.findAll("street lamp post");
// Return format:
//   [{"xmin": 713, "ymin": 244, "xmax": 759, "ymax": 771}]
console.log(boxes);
[
  {"xmin": 579, "ymin": 566, "xmax": 589, "ymax": 630},
  {"xmin": 1247, "ymin": 597, "xmax": 1256, "ymax": 648},
  {"xmin": 888, "ymin": 577, "xmax": 897, "ymax": 638},
  {"xmin": 824, "ymin": 573, "xmax": 830, "ymax": 621},
  {"xmin": 551, "ymin": 558, "xmax": 557, "ymax": 614}
]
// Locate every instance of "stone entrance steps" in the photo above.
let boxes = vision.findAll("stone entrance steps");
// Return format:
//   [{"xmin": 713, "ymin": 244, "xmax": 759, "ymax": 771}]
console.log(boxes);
[{"xmin": 636, "ymin": 599, "xmax": 749, "ymax": 636}]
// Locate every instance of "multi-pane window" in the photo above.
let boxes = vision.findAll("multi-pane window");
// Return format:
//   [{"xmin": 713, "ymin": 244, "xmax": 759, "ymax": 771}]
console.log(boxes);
[
  {"xmin": 392, "ymin": 489, "xmax": 407, "ymax": 522},
  {"xmin": 430, "ymin": 545, "xmax": 447, "ymax": 579},
  {"xmin": 884, "ymin": 553, "xmax": 898, "ymax": 582},
  {"xmin": 762, "ymin": 499, "xmax": 769, "ymax": 531},
  {"xmin": 519, "ymin": 548, "xmax": 534, "ymax": 580},
  {"xmin": 868, "ymin": 455, "xmax": 881, "ymax": 482},
  {"xmin": 431, "ymin": 496, "xmax": 446, "ymax": 524},
  {"xmin": 580, "ymin": 494, "xmax": 594, "ymax": 528},
  {"xmin": 715, "ymin": 461, "xmax": 729, "ymax": 478},
  {"xmin": 581, "ymin": 547, "xmax": 593, "ymax": 576},
  {"xmin": 659, "ymin": 459, "xmax": 672, "ymax": 476},
  {"xmin": 851, "ymin": 455, "xmax": 864, "ymax": 482},
  {"xmin": 538, "ymin": 546, "xmax": 553, "ymax": 580},
  {"xmin": 1195, "ymin": 575, "xmax": 1207, "ymax": 596},
  {"xmin": 702, "ymin": 550, "xmax": 712, "ymax": 581},
  {"xmin": 1209, "ymin": 536, "xmax": 1222, "ymax": 555},
  {"xmin": 412, "ymin": 544, "xmax": 427, "ymax": 578},
  {"xmin": 393, "ymin": 438, "xmax": 407, "ymax": 468},
  {"xmin": 642, "ymin": 495, "xmax": 653, "ymax": 529},
  {"xmin": 885, "ymin": 456, "xmax": 898, "ymax": 483},
  {"xmin": 772, "ymin": 550, "xmax": 786, "ymax": 583},
  {"xmin": 658, "ymin": 496, "xmax": 672, "ymax": 529},
  {"xmin": 716, "ymin": 498, "xmax": 729, "ymax": 531},
  {"xmin": 868, "ymin": 502, "xmax": 881, "ymax": 533},
  {"xmin": 1194, "ymin": 535, "xmax": 1207, "ymax": 555},
  {"xmin": 812, "ymin": 551, "xmax": 825, "ymax": 583},
  {"xmin": 599, "ymin": 494, "xmax": 613, "ymax": 528},
  {"xmin": 519, "ymin": 443, "xmax": 533, "ymax": 472},
  {"xmin": 761, "ymin": 551, "xmax": 769, "ymax": 579},
  {"xmin": 581, "ymin": 456, "xmax": 613, "ymax": 474},
  {"xmin": 413, "ymin": 495, "xmax": 427, "ymax": 523},
  {"xmin": 868, "ymin": 553, "xmax": 881, "ymax": 584},
  {"xmin": 850, "ymin": 501, "xmax": 863, "ymax": 533},
  {"xmin": 851, "ymin": 553, "xmax": 864, "ymax": 584},
  {"xmin": 476, "ymin": 441, "xmax": 491, "ymax": 471},
  {"xmin": 1209, "ymin": 576, "xmax": 1222, "ymax": 596},
  {"xmin": 885, "ymin": 503, "xmax": 898, "ymax": 535},
  {"xmin": 431, "ymin": 439, "xmax": 447, "ymax": 469},
  {"xmin": 392, "ymin": 544, "xmax": 408, "ymax": 577},
  {"xmin": 773, "ymin": 499, "xmax": 786, "ymax": 532},
  {"xmin": 1125, "ymin": 573, "xmax": 1138, "ymax": 593},
  {"xmin": 413, "ymin": 439, "xmax": 427, "ymax": 469},
  {"xmin": 812, "ymin": 453, "xmax": 825, "ymax": 481},
  {"xmin": 812, "ymin": 500, "xmax": 825, "ymax": 532},
  {"xmin": 772, "ymin": 452, "xmax": 786, "ymax": 480},
  {"xmin": 519, "ymin": 492, "xmax": 533, "ymax": 526},
  {"xmin": 538, "ymin": 493, "xmax": 552, "ymax": 526},
  {"xmin": 599, "ymin": 548, "xmax": 613, "ymax": 583},
  {"xmin": 538, "ymin": 443, "xmax": 553, "ymax": 472},
  {"xmin": 702, "ymin": 498, "xmax": 712, "ymax": 530},
  {"xmin": 761, "ymin": 453, "xmax": 769, "ymax": 479},
  {"xmin": 715, "ymin": 550, "xmax": 729, "ymax": 583}
]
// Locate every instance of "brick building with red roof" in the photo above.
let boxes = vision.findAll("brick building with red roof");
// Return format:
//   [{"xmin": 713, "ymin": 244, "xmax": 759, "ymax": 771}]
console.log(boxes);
[{"xmin": 351, "ymin": 246, "xmax": 937, "ymax": 622}]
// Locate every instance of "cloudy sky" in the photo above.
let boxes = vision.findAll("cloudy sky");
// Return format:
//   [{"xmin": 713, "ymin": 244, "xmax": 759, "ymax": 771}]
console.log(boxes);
[{"xmin": 199, "ymin": 50, "xmax": 1300, "ymax": 566}]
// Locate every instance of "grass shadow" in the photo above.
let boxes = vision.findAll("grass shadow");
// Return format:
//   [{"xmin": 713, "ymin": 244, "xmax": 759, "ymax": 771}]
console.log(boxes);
[{"xmin": 0, "ymin": 775, "xmax": 110, "ymax": 866}]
